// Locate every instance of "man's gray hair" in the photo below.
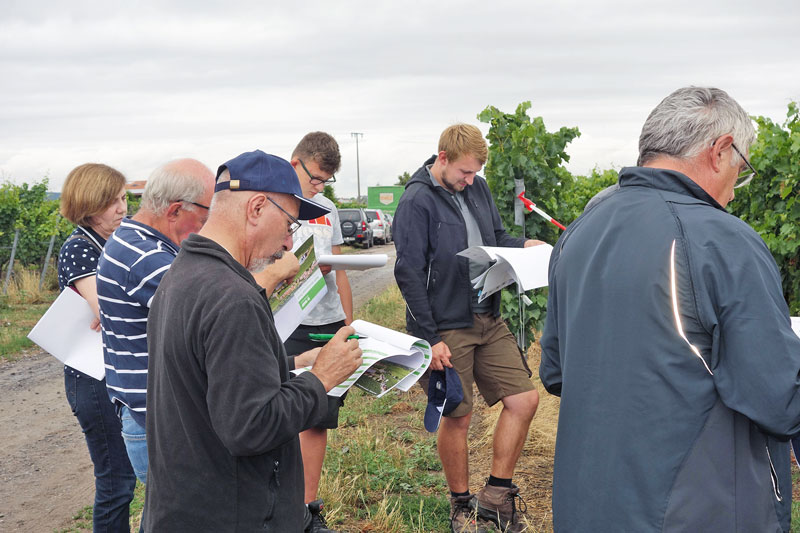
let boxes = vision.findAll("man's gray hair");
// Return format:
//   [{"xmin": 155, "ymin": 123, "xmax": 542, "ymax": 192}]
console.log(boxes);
[
  {"xmin": 638, "ymin": 87, "xmax": 755, "ymax": 166},
  {"xmin": 141, "ymin": 160, "xmax": 209, "ymax": 216}
]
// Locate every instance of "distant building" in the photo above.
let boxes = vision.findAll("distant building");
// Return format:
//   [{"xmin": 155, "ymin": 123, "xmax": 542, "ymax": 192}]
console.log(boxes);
[{"xmin": 125, "ymin": 180, "xmax": 147, "ymax": 196}]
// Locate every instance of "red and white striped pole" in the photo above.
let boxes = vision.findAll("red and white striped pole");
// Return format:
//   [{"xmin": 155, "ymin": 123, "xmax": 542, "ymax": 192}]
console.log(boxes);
[{"xmin": 517, "ymin": 192, "xmax": 566, "ymax": 230}]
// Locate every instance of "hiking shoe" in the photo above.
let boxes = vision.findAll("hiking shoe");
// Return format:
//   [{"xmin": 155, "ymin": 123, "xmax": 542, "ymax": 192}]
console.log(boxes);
[
  {"xmin": 304, "ymin": 499, "xmax": 337, "ymax": 533},
  {"xmin": 476, "ymin": 483, "xmax": 528, "ymax": 532},
  {"xmin": 450, "ymin": 494, "xmax": 490, "ymax": 533}
]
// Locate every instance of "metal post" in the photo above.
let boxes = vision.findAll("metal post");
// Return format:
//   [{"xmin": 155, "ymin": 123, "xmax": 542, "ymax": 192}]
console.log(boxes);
[
  {"xmin": 39, "ymin": 234, "xmax": 57, "ymax": 290},
  {"xmin": 514, "ymin": 178, "xmax": 527, "ymax": 350},
  {"xmin": 351, "ymin": 132, "xmax": 363, "ymax": 203},
  {"xmin": 3, "ymin": 229, "xmax": 20, "ymax": 295}
]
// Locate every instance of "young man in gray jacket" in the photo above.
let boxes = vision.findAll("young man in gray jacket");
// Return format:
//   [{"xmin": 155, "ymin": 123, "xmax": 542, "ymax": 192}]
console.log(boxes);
[{"xmin": 541, "ymin": 87, "xmax": 800, "ymax": 532}]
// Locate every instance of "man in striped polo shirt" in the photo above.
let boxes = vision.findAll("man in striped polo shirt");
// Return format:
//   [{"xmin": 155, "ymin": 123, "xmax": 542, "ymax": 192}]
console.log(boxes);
[{"xmin": 97, "ymin": 158, "xmax": 215, "ymax": 484}]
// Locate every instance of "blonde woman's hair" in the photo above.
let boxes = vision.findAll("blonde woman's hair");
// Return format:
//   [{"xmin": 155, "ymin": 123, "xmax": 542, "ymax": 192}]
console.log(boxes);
[{"xmin": 60, "ymin": 163, "xmax": 127, "ymax": 226}]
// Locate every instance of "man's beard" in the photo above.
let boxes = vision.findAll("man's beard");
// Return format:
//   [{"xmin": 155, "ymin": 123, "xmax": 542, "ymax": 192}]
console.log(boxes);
[{"xmin": 247, "ymin": 250, "xmax": 285, "ymax": 274}]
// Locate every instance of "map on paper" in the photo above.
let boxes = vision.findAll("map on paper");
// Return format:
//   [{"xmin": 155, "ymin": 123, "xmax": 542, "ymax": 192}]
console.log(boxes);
[{"xmin": 270, "ymin": 235, "xmax": 328, "ymax": 342}]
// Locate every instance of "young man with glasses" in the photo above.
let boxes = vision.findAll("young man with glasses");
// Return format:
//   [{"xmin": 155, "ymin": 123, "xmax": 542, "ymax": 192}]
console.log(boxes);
[
  {"xmin": 280, "ymin": 132, "xmax": 353, "ymax": 533},
  {"xmin": 540, "ymin": 87, "xmax": 800, "ymax": 532}
]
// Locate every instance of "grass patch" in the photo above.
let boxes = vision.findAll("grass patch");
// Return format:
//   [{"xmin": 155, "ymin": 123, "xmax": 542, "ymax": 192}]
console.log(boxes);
[
  {"xmin": 0, "ymin": 299, "xmax": 54, "ymax": 360},
  {"xmin": 0, "ymin": 266, "xmax": 58, "ymax": 361}
]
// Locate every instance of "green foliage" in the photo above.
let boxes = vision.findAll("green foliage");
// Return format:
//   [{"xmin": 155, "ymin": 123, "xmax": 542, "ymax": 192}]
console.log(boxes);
[
  {"xmin": 478, "ymin": 101, "xmax": 580, "ymax": 344},
  {"xmin": 126, "ymin": 191, "xmax": 142, "ymax": 215},
  {"xmin": 395, "ymin": 171, "xmax": 412, "ymax": 186},
  {"xmin": 322, "ymin": 184, "xmax": 337, "ymax": 204},
  {"xmin": 0, "ymin": 180, "xmax": 74, "ymax": 269},
  {"xmin": 566, "ymin": 167, "xmax": 620, "ymax": 220},
  {"xmin": 729, "ymin": 102, "xmax": 800, "ymax": 313}
]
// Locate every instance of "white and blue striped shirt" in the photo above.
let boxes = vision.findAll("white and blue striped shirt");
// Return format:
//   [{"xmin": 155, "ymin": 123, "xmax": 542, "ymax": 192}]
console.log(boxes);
[{"xmin": 97, "ymin": 218, "xmax": 179, "ymax": 427}]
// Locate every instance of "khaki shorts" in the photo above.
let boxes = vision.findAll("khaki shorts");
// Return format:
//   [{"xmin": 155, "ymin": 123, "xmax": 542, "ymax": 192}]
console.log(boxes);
[{"xmin": 419, "ymin": 313, "xmax": 533, "ymax": 418}]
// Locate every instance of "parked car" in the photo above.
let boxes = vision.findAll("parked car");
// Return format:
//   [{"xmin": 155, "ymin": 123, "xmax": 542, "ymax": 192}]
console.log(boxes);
[
  {"xmin": 364, "ymin": 208, "xmax": 391, "ymax": 244},
  {"xmin": 384, "ymin": 213, "xmax": 394, "ymax": 243},
  {"xmin": 339, "ymin": 208, "xmax": 374, "ymax": 248}
]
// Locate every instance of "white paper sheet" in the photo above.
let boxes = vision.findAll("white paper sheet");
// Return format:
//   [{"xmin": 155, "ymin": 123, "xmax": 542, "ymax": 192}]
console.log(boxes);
[
  {"xmin": 317, "ymin": 254, "xmax": 388, "ymax": 271},
  {"xmin": 791, "ymin": 317, "xmax": 800, "ymax": 338},
  {"xmin": 459, "ymin": 243, "xmax": 553, "ymax": 302},
  {"xmin": 27, "ymin": 289, "xmax": 105, "ymax": 380}
]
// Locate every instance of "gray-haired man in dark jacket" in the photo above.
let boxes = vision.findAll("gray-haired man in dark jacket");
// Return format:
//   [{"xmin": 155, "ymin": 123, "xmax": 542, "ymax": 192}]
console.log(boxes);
[{"xmin": 541, "ymin": 87, "xmax": 800, "ymax": 532}]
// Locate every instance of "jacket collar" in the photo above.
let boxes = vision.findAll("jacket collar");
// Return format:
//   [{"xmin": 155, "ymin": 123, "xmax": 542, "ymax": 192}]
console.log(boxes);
[
  {"xmin": 618, "ymin": 166, "xmax": 725, "ymax": 211},
  {"xmin": 180, "ymin": 233, "xmax": 267, "ymax": 297}
]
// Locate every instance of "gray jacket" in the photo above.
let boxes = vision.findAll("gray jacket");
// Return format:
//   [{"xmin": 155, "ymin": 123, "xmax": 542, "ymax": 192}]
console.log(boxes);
[{"xmin": 540, "ymin": 166, "xmax": 800, "ymax": 532}]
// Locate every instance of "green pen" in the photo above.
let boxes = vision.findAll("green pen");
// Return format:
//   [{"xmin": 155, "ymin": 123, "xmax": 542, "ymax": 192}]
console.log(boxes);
[{"xmin": 308, "ymin": 333, "xmax": 365, "ymax": 341}]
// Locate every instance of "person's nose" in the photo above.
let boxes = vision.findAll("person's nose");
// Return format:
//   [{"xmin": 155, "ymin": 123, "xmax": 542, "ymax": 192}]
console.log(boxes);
[{"xmin": 284, "ymin": 232, "xmax": 293, "ymax": 251}]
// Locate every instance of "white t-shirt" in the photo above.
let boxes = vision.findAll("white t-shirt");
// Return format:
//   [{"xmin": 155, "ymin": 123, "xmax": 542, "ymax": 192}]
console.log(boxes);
[{"xmin": 295, "ymin": 194, "xmax": 347, "ymax": 326}]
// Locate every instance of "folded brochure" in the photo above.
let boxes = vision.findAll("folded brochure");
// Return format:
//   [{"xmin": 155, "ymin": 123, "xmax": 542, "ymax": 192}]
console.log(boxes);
[
  {"xmin": 270, "ymin": 235, "xmax": 328, "ymax": 342},
  {"xmin": 294, "ymin": 319, "xmax": 432, "ymax": 398}
]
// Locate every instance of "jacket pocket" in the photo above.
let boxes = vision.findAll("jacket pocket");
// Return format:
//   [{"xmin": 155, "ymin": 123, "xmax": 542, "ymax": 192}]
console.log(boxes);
[{"xmin": 263, "ymin": 459, "xmax": 281, "ymax": 521}]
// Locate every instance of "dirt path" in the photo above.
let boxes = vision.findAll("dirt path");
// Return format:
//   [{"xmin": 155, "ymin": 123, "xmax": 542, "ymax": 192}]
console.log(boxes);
[{"xmin": 0, "ymin": 244, "xmax": 396, "ymax": 532}]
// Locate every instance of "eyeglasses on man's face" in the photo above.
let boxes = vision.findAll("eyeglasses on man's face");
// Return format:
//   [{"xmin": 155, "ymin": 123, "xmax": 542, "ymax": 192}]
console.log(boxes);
[
  {"xmin": 730, "ymin": 143, "xmax": 757, "ymax": 189},
  {"xmin": 299, "ymin": 159, "xmax": 336, "ymax": 186},
  {"xmin": 266, "ymin": 196, "xmax": 302, "ymax": 235}
]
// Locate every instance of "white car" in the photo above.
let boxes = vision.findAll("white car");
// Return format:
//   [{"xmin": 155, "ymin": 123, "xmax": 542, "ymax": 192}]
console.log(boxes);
[{"xmin": 364, "ymin": 209, "xmax": 391, "ymax": 244}]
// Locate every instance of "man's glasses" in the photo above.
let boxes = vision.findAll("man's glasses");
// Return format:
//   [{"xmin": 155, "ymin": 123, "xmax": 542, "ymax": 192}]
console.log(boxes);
[
  {"xmin": 267, "ymin": 197, "xmax": 302, "ymax": 235},
  {"xmin": 730, "ymin": 143, "xmax": 757, "ymax": 188},
  {"xmin": 184, "ymin": 200, "xmax": 210, "ymax": 210},
  {"xmin": 299, "ymin": 159, "xmax": 336, "ymax": 185}
]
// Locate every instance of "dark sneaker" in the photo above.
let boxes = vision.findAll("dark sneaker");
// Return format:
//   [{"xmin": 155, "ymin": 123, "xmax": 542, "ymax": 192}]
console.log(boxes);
[
  {"xmin": 304, "ymin": 499, "xmax": 337, "ymax": 533},
  {"xmin": 476, "ymin": 483, "xmax": 528, "ymax": 532},
  {"xmin": 450, "ymin": 494, "xmax": 490, "ymax": 533}
]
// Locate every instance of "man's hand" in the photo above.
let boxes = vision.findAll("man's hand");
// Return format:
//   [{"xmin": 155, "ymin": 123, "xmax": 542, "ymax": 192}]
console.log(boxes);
[
  {"xmin": 253, "ymin": 253, "xmax": 300, "ymax": 294},
  {"xmin": 293, "ymin": 347, "xmax": 321, "ymax": 368},
  {"xmin": 309, "ymin": 326, "xmax": 363, "ymax": 392},
  {"xmin": 524, "ymin": 239, "xmax": 546, "ymax": 248},
  {"xmin": 430, "ymin": 341, "xmax": 453, "ymax": 371}
]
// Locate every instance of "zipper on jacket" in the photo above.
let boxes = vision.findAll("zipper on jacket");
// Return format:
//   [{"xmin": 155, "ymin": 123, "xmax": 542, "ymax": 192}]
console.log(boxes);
[{"xmin": 765, "ymin": 444, "xmax": 782, "ymax": 501}]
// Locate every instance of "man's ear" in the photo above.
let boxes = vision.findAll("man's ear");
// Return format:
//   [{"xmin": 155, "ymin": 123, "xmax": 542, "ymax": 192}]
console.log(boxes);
[
  {"xmin": 438, "ymin": 150, "xmax": 448, "ymax": 165},
  {"xmin": 165, "ymin": 202, "xmax": 183, "ymax": 221},
  {"xmin": 246, "ymin": 193, "xmax": 268, "ymax": 225},
  {"xmin": 709, "ymin": 134, "xmax": 734, "ymax": 173}
]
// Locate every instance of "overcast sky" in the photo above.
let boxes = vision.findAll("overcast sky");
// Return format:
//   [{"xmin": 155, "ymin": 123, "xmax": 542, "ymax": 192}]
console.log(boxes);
[{"xmin": 1, "ymin": 0, "xmax": 798, "ymax": 198}]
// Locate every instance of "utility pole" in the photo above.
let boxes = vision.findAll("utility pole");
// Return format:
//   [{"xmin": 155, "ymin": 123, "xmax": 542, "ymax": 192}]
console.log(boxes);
[{"xmin": 351, "ymin": 132, "xmax": 363, "ymax": 203}]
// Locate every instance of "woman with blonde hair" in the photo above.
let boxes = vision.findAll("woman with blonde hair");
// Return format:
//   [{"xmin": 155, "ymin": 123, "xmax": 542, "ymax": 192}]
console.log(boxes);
[{"xmin": 58, "ymin": 163, "xmax": 136, "ymax": 531}]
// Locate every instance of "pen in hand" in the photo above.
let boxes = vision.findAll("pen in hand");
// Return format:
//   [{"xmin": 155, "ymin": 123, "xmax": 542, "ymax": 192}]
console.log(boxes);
[{"xmin": 308, "ymin": 333, "xmax": 365, "ymax": 341}]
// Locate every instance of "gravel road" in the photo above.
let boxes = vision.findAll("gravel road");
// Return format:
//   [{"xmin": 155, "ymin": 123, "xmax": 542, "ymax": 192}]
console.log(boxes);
[{"xmin": 0, "ymin": 243, "xmax": 396, "ymax": 532}]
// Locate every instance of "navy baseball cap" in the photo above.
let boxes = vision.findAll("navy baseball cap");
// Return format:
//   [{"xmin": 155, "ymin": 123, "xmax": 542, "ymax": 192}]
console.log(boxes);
[
  {"xmin": 424, "ymin": 367, "xmax": 464, "ymax": 432},
  {"xmin": 215, "ymin": 150, "xmax": 329, "ymax": 221}
]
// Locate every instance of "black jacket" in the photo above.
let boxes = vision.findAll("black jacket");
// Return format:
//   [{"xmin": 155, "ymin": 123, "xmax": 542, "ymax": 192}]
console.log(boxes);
[
  {"xmin": 143, "ymin": 234, "xmax": 327, "ymax": 532},
  {"xmin": 393, "ymin": 155, "xmax": 526, "ymax": 345},
  {"xmin": 541, "ymin": 167, "xmax": 800, "ymax": 532}
]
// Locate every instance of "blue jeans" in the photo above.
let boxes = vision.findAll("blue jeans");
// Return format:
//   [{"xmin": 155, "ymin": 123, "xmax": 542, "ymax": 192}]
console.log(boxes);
[
  {"xmin": 119, "ymin": 405, "xmax": 148, "ymax": 485},
  {"xmin": 65, "ymin": 367, "xmax": 136, "ymax": 532}
]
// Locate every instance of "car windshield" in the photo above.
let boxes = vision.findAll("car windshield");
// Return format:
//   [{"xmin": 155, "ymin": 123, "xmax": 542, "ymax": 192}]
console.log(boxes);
[{"xmin": 340, "ymin": 210, "xmax": 361, "ymax": 222}]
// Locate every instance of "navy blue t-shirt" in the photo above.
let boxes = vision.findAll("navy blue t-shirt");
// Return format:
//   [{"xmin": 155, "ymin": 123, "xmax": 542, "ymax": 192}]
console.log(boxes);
[{"xmin": 57, "ymin": 226, "xmax": 106, "ymax": 291}]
